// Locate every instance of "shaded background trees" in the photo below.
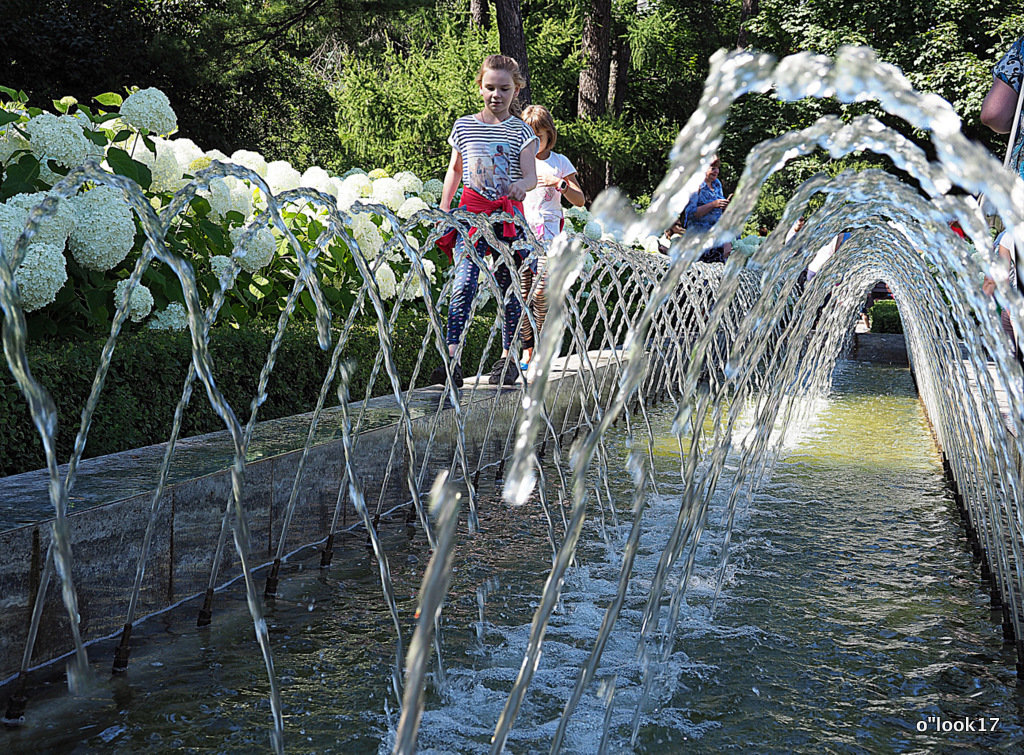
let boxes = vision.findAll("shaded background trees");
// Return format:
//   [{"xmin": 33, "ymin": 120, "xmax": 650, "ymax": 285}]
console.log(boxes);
[{"xmin": 1, "ymin": 0, "xmax": 1021, "ymax": 227}]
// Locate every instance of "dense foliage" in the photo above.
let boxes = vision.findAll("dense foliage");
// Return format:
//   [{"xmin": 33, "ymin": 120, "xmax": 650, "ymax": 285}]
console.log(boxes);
[
  {"xmin": 868, "ymin": 299, "xmax": 903, "ymax": 333},
  {"xmin": 2, "ymin": 1, "xmax": 1020, "ymax": 230}
]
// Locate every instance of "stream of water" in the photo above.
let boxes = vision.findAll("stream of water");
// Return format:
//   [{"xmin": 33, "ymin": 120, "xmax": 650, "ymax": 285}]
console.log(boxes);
[{"xmin": 4, "ymin": 358, "xmax": 1021, "ymax": 753}]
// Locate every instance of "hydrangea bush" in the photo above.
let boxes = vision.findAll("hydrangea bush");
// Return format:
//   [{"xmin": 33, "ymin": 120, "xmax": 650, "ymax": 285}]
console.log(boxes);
[{"xmin": 0, "ymin": 85, "xmax": 447, "ymax": 338}]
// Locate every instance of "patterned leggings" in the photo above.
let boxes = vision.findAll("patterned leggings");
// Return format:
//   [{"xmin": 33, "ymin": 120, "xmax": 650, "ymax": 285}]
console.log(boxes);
[
  {"xmin": 519, "ymin": 259, "xmax": 547, "ymax": 349},
  {"xmin": 446, "ymin": 233, "xmax": 524, "ymax": 351}
]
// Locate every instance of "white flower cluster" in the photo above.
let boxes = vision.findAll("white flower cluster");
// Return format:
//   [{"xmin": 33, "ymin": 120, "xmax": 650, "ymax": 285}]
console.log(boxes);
[
  {"xmin": 393, "ymin": 171, "xmax": 423, "ymax": 195},
  {"xmin": 368, "ymin": 168, "xmax": 389, "ymax": 180},
  {"xmin": 397, "ymin": 196, "xmax": 428, "ymax": 220},
  {"xmin": 209, "ymin": 254, "xmax": 237, "ymax": 286},
  {"xmin": 230, "ymin": 150, "xmax": 268, "ymax": 178},
  {"xmin": 208, "ymin": 176, "xmax": 253, "ymax": 221},
  {"xmin": 371, "ymin": 177, "xmax": 405, "ymax": 212},
  {"xmin": 114, "ymin": 278, "xmax": 154, "ymax": 322},
  {"xmin": 0, "ymin": 126, "xmax": 31, "ymax": 165},
  {"xmin": 373, "ymin": 258, "xmax": 398, "ymax": 299},
  {"xmin": 24, "ymin": 113, "xmax": 89, "ymax": 168},
  {"xmin": 346, "ymin": 213, "xmax": 383, "ymax": 259},
  {"xmin": 638, "ymin": 235, "xmax": 662, "ymax": 254},
  {"xmin": 13, "ymin": 242, "xmax": 67, "ymax": 311},
  {"xmin": 0, "ymin": 191, "xmax": 75, "ymax": 252},
  {"xmin": 147, "ymin": 301, "xmax": 189, "ymax": 331},
  {"xmin": 583, "ymin": 220, "xmax": 603, "ymax": 240},
  {"xmin": 229, "ymin": 225, "xmax": 276, "ymax": 272},
  {"xmin": 565, "ymin": 205, "xmax": 592, "ymax": 233},
  {"xmin": 133, "ymin": 137, "xmax": 190, "ymax": 193},
  {"xmin": 266, "ymin": 160, "xmax": 301, "ymax": 193},
  {"xmin": 69, "ymin": 185, "xmax": 136, "ymax": 271},
  {"xmin": 400, "ymin": 257, "xmax": 436, "ymax": 300},
  {"xmin": 120, "ymin": 88, "xmax": 178, "ymax": 136}
]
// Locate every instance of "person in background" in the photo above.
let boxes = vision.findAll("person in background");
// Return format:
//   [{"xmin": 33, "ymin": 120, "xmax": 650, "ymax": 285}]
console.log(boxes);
[
  {"xmin": 684, "ymin": 156, "xmax": 731, "ymax": 263},
  {"xmin": 981, "ymin": 37, "xmax": 1024, "ymax": 180},
  {"xmin": 982, "ymin": 229, "xmax": 1017, "ymax": 351},
  {"xmin": 519, "ymin": 105, "xmax": 585, "ymax": 367},
  {"xmin": 658, "ymin": 214, "xmax": 686, "ymax": 254}
]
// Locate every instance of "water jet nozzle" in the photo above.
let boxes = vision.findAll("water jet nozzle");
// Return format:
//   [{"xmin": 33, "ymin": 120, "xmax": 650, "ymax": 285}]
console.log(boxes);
[
  {"xmin": 197, "ymin": 587, "xmax": 214, "ymax": 627},
  {"xmin": 264, "ymin": 559, "xmax": 282, "ymax": 598},
  {"xmin": 320, "ymin": 534, "xmax": 335, "ymax": 568},
  {"xmin": 1, "ymin": 674, "xmax": 28, "ymax": 728},
  {"xmin": 111, "ymin": 623, "xmax": 133, "ymax": 674}
]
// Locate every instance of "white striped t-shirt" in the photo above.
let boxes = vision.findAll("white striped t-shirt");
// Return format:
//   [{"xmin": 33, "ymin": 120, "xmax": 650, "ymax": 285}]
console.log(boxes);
[{"xmin": 448, "ymin": 114, "xmax": 537, "ymax": 200}]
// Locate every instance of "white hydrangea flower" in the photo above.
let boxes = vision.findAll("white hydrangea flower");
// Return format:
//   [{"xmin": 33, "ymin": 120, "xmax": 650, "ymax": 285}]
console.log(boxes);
[
  {"xmin": 372, "ymin": 177, "xmax": 405, "ymax": 212},
  {"xmin": 114, "ymin": 278, "xmax": 154, "ymax": 322},
  {"xmin": 266, "ymin": 160, "xmax": 301, "ymax": 193},
  {"xmin": 354, "ymin": 223, "xmax": 383, "ymax": 260},
  {"xmin": 230, "ymin": 225, "xmax": 276, "ymax": 272},
  {"xmin": 207, "ymin": 176, "xmax": 253, "ymax": 221},
  {"xmin": 205, "ymin": 148, "xmax": 229, "ymax": 162},
  {"xmin": 583, "ymin": 220, "xmax": 603, "ymax": 240},
  {"xmin": 400, "ymin": 257, "xmax": 436, "ymax": 300},
  {"xmin": 25, "ymin": 113, "xmax": 89, "ymax": 168},
  {"xmin": 325, "ymin": 176, "xmax": 346, "ymax": 201},
  {"xmin": 336, "ymin": 185, "xmax": 360, "ymax": 211},
  {"xmin": 147, "ymin": 301, "xmax": 189, "ymax": 331},
  {"xmin": 133, "ymin": 137, "xmax": 187, "ymax": 193},
  {"xmin": 373, "ymin": 260, "xmax": 398, "ymax": 298},
  {"xmin": 422, "ymin": 178, "xmax": 443, "ymax": 195},
  {"xmin": 300, "ymin": 166, "xmax": 334, "ymax": 195},
  {"xmin": 229, "ymin": 149, "xmax": 268, "ymax": 178},
  {"xmin": 342, "ymin": 173, "xmax": 372, "ymax": 198},
  {"xmin": 393, "ymin": 171, "xmax": 423, "ymax": 194},
  {"xmin": 120, "ymin": 88, "xmax": 177, "ymax": 135},
  {"xmin": 0, "ymin": 127, "xmax": 31, "ymax": 164},
  {"xmin": 12, "ymin": 242, "xmax": 67, "ymax": 311},
  {"xmin": 368, "ymin": 168, "xmax": 389, "ymax": 179},
  {"xmin": 2, "ymin": 191, "xmax": 75, "ymax": 250},
  {"xmin": 397, "ymin": 196, "xmax": 429, "ymax": 220},
  {"xmin": 639, "ymin": 235, "xmax": 661, "ymax": 254},
  {"xmin": 209, "ymin": 254, "xmax": 237, "ymax": 286},
  {"xmin": 169, "ymin": 138, "xmax": 203, "ymax": 175},
  {"xmin": 69, "ymin": 185, "xmax": 136, "ymax": 271}
]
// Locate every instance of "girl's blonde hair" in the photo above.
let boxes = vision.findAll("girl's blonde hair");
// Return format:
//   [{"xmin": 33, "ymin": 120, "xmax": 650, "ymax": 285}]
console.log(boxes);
[
  {"xmin": 475, "ymin": 54, "xmax": 527, "ymax": 89},
  {"xmin": 476, "ymin": 55, "xmax": 527, "ymax": 115},
  {"xmin": 521, "ymin": 105, "xmax": 557, "ymax": 150}
]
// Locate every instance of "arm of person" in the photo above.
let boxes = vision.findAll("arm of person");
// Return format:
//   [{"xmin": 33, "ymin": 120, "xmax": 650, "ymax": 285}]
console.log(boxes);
[
  {"xmin": 508, "ymin": 140, "xmax": 539, "ymax": 201},
  {"xmin": 440, "ymin": 147, "xmax": 462, "ymax": 211},
  {"xmin": 981, "ymin": 76, "xmax": 1019, "ymax": 134},
  {"xmin": 561, "ymin": 171, "xmax": 585, "ymax": 207}
]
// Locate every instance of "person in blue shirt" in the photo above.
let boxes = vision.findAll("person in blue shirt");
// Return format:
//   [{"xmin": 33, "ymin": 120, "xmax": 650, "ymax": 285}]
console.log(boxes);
[{"xmin": 684, "ymin": 156, "xmax": 732, "ymax": 262}]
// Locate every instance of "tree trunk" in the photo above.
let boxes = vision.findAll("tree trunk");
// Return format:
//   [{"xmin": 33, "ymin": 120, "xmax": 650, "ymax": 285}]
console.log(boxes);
[
  {"xmin": 577, "ymin": 0, "xmax": 611, "ymax": 120},
  {"xmin": 577, "ymin": 0, "xmax": 612, "ymax": 200},
  {"xmin": 494, "ymin": 0, "xmax": 531, "ymax": 106},
  {"xmin": 470, "ymin": 0, "xmax": 489, "ymax": 30},
  {"xmin": 607, "ymin": 34, "xmax": 629, "ymax": 115},
  {"xmin": 737, "ymin": 0, "xmax": 759, "ymax": 48}
]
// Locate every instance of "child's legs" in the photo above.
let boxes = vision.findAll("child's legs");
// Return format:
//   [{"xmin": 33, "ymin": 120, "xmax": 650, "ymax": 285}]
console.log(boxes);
[
  {"xmin": 492, "ymin": 253, "xmax": 522, "ymax": 353},
  {"xmin": 519, "ymin": 263, "xmax": 536, "ymax": 350},
  {"xmin": 447, "ymin": 241, "xmax": 480, "ymax": 350}
]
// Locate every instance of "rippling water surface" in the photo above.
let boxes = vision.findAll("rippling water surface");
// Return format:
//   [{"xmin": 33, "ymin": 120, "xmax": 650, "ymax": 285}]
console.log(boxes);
[{"xmin": 4, "ymin": 359, "xmax": 1023, "ymax": 753}]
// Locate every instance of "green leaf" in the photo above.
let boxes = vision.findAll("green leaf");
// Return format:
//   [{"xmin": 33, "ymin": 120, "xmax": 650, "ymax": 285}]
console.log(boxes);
[
  {"xmin": 299, "ymin": 289, "xmax": 317, "ymax": 316},
  {"xmin": 0, "ymin": 85, "xmax": 21, "ymax": 100},
  {"xmin": 82, "ymin": 129, "xmax": 107, "ymax": 147},
  {"xmin": 94, "ymin": 92, "xmax": 124, "ymax": 107},
  {"xmin": 112, "ymin": 129, "xmax": 132, "ymax": 143},
  {"xmin": 0, "ymin": 111, "xmax": 21, "ymax": 127},
  {"xmin": 1, "ymin": 154, "xmax": 41, "ymax": 200},
  {"xmin": 105, "ymin": 147, "xmax": 153, "ymax": 190}
]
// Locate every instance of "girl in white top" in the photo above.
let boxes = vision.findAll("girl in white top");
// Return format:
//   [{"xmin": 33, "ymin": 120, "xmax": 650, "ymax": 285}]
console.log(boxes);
[{"xmin": 520, "ymin": 105, "xmax": 585, "ymax": 365}]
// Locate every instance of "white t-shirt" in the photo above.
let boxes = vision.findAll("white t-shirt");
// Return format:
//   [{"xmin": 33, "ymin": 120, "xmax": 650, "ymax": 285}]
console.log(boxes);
[{"xmin": 523, "ymin": 151, "xmax": 576, "ymax": 242}]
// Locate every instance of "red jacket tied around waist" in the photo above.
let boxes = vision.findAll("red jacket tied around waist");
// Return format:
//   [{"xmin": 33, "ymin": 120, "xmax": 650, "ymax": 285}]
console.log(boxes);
[{"xmin": 435, "ymin": 187, "xmax": 524, "ymax": 261}]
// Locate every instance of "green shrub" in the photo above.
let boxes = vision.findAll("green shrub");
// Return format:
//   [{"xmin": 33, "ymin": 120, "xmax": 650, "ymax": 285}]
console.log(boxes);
[
  {"xmin": 0, "ymin": 311, "xmax": 492, "ymax": 477},
  {"xmin": 868, "ymin": 299, "xmax": 902, "ymax": 334}
]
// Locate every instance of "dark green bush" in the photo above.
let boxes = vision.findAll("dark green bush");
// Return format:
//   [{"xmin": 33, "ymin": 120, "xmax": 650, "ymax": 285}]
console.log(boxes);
[
  {"xmin": 869, "ymin": 299, "xmax": 903, "ymax": 334},
  {"xmin": 0, "ymin": 311, "xmax": 493, "ymax": 477}
]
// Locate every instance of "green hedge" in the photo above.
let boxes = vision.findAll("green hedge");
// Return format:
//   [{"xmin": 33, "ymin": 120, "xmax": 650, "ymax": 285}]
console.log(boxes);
[
  {"xmin": 869, "ymin": 299, "xmax": 903, "ymax": 334},
  {"xmin": 0, "ymin": 311, "xmax": 493, "ymax": 477}
]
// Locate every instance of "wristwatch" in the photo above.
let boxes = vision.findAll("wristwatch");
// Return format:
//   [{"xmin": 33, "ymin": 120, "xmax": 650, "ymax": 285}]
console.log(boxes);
[{"xmin": 556, "ymin": 179, "xmax": 568, "ymax": 193}]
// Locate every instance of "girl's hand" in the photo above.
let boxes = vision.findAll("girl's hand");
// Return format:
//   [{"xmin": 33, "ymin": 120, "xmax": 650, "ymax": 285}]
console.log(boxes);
[
  {"xmin": 508, "ymin": 180, "xmax": 528, "ymax": 201},
  {"xmin": 535, "ymin": 174, "xmax": 560, "ymax": 188}
]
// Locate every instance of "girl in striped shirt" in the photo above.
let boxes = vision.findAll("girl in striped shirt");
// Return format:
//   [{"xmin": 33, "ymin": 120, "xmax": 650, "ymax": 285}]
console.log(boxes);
[{"xmin": 431, "ymin": 54, "xmax": 538, "ymax": 387}]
